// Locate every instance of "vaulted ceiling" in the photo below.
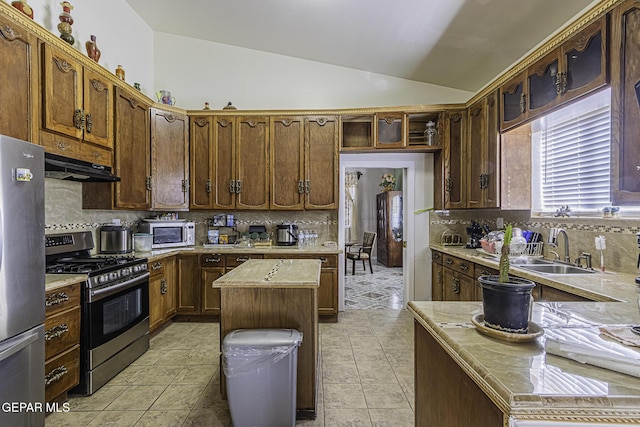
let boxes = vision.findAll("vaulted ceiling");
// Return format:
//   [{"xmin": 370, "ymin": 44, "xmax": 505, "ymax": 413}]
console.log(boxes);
[{"xmin": 124, "ymin": 0, "xmax": 597, "ymax": 93}]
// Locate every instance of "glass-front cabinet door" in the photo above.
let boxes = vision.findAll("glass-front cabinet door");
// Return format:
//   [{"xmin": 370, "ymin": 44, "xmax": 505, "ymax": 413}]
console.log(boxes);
[
  {"xmin": 561, "ymin": 15, "xmax": 607, "ymax": 99},
  {"xmin": 374, "ymin": 113, "xmax": 405, "ymax": 148}
]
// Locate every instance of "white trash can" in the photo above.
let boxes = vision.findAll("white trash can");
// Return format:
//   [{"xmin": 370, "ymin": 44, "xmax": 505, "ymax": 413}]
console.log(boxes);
[{"xmin": 222, "ymin": 329, "xmax": 303, "ymax": 427}]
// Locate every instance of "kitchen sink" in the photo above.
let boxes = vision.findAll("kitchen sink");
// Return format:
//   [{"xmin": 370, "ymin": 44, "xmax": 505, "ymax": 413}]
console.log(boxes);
[
  {"xmin": 510, "ymin": 257, "xmax": 554, "ymax": 265},
  {"xmin": 518, "ymin": 264, "xmax": 595, "ymax": 275}
]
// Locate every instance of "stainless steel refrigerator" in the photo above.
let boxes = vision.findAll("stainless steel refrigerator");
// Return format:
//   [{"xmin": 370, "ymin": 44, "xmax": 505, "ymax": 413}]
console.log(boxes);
[{"xmin": 0, "ymin": 135, "xmax": 45, "ymax": 426}]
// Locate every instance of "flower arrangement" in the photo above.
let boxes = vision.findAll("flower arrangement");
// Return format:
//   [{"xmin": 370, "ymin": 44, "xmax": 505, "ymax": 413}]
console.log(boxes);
[{"xmin": 379, "ymin": 173, "xmax": 396, "ymax": 191}]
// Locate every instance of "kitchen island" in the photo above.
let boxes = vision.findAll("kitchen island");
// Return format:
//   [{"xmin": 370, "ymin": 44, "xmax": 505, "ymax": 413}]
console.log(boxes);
[
  {"xmin": 409, "ymin": 300, "xmax": 640, "ymax": 426},
  {"xmin": 213, "ymin": 258, "xmax": 321, "ymax": 419}
]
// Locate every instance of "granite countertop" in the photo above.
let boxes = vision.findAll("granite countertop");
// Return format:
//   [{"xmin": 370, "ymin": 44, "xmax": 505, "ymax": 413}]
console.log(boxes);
[
  {"xmin": 431, "ymin": 244, "xmax": 638, "ymax": 303},
  {"xmin": 45, "ymin": 274, "xmax": 86, "ymax": 291},
  {"xmin": 140, "ymin": 244, "xmax": 342, "ymax": 262},
  {"xmin": 213, "ymin": 258, "xmax": 321, "ymax": 288},
  {"xmin": 44, "ymin": 246, "xmax": 337, "ymax": 290},
  {"xmin": 408, "ymin": 300, "xmax": 640, "ymax": 423}
]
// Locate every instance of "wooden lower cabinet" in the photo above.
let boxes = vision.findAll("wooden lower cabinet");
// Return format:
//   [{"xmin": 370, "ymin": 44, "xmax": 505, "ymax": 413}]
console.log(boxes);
[
  {"xmin": 45, "ymin": 282, "xmax": 81, "ymax": 403},
  {"xmin": 148, "ymin": 256, "xmax": 177, "ymax": 332},
  {"xmin": 433, "ymin": 250, "xmax": 596, "ymax": 303},
  {"xmin": 441, "ymin": 253, "xmax": 478, "ymax": 301},
  {"xmin": 415, "ymin": 320, "xmax": 503, "ymax": 426},
  {"xmin": 177, "ymin": 254, "xmax": 200, "ymax": 314},
  {"xmin": 264, "ymin": 253, "xmax": 338, "ymax": 321},
  {"xmin": 176, "ymin": 252, "xmax": 337, "ymax": 320},
  {"xmin": 431, "ymin": 250, "xmax": 443, "ymax": 301}
]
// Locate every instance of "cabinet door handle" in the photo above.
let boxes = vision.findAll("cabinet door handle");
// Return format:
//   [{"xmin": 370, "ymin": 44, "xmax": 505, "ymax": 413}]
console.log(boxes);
[
  {"xmin": 160, "ymin": 278, "xmax": 167, "ymax": 294},
  {"xmin": 236, "ymin": 257, "xmax": 249, "ymax": 262},
  {"xmin": 206, "ymin": 179, "xmax": 212, "ymax": 193},
  {"xmin": 151, "ymin": 262, "xmax": 163, "ymax": 270},
  {"xmin": 433, "ymin": 253, "xmax": 440, "ymax": 261},
  {"xmin": 56, "ymin": 141, "xmax": 68, "ymax": 151},
  {"xmin": 236, "ymin": 180, "xmax": 242, "ymax": 193},
  {"xmin": 445, "ymin": 258, "xmax": 453, "ymax": 265},
  {"xmin": 205, "ymin": 257, "xmax": 221, "ymax": 263},
  {"xmin": 555, "ymin": 72, "xmax": 567, "ymax": 95},
  {"xmin": 319, "ymin": 257, "xmax": 328, "ymax": 263},
  {"xmin": 305, "ymin": 180, "xmax": 310, "ymax": 194},
  {"xmin": 445, "ymin": 174, "xmax": 452, "ymax": 193},
  {"xmin": 452, "ymin": 278, "xmax": 460, "ymax": 294},
  {"xmin": 229, "ymin": 180, "xmax": 235, "ymax": 194},
  {"xmin": 146, "ymin": 176, "xmax": 153, "ymax": 190},
  {"xmin": 45, "ymin": 324, "xmax": 69, "ymax": 341},
  {"xmin": 298, "ymin": 180, "xmax": 305, "ymax": 194},
  {"xmin": 73, "ymin": 109, "xmax": 85, "ymax": 130},
  {"xmin": 85, "ymin": 113, "xmax": 93, "ymax": 133},
  {"xmin": 45, "ymin": 365, "xmax": 68, "ymax": 385},
  {"xmin": 182, "ymin": 179, "xmax": 189, "ymax": 193},
  {"xmin": 459, "ymin": 263, "xmax": 469, "ymax": 271},
  {"xmin": 46, "ymin": 292, "xmax": 69, "ymax": 307},
  {"xmin": 519, "ymin": 93, "xmax": 526, "ymax": 113}
]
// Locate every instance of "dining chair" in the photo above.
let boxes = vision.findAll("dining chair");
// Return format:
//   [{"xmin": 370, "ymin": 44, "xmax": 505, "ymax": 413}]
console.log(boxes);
[{"xmin": 345, "ymin": 231, "xmax": 376, "ymax": 275}]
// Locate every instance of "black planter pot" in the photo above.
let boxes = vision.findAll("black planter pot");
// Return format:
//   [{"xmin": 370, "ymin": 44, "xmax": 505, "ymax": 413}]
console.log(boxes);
[{"xmin": 479, "ymin": 275, "xmax": 536, "ymax": 334}]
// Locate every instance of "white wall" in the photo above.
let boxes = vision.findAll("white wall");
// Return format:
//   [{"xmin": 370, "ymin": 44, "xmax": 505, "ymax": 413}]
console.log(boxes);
[
  {"xmin": 153, "ymin": 32, "xmax": 473, "ymax": 110},
  {"xmin": 15, "ymin": 0, "xmax": 155, "ymax": 96}
]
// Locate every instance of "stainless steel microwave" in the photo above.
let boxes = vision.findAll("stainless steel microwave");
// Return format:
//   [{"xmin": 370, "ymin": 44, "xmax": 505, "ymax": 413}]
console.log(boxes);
[{"xmin": 140, "ymin": 220, "xmax": 195, "ymax": 249}]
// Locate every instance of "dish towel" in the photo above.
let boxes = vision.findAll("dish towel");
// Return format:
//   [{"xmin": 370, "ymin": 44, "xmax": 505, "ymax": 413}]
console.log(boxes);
[
  {"xmin": 599, "ymin": 326, "xmax": 640, "ymax": 347},
  {"xmin": 545, "ymin": 329, "xmax": 640, "ymax": 379}
]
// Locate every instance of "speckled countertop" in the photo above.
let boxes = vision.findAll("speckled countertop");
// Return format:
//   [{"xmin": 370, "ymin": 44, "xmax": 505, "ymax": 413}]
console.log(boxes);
[
  {"xmin": 212, "ymin": 258, "xmax": 321, "ymax": 288},
  {"xmin": 45, "ymin": 274, "xmax": 86, "ymax": 291},
  {"xmin": 408, "ymin": 300, "xmax": 640, "ymax": 423},
  {"xmin": 45, "ymin": 246, "xmax": 339, "ymax": 290},
  {"xmin": 431, "ymin": 244, "xmax": 638, "ymax": 303}
]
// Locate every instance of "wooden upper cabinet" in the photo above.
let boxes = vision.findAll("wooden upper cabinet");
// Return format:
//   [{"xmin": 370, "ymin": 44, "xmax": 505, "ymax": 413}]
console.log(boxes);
[
  {"xmin": 213, "ymin": 117, "xmax": 236, "ymax": 210},
  {"xmin": 0, "ymin": 15, "xmax": 37, "ymax": 143},
  {"xmin": 561, "ymin": 15, "xmax": 607, "ymax": 99},
  {"xmin": 341, "ymin": 115, "xmax": 373, "ymax": 150},
  {"xmin": 467, "ymin": 90, "xmax": 500, "ymax": 209},
  {"xmin": 500, "ymin": 15, "xmax": 607, "ymax": 131},
  {"xmin": 150, "ymin": 108, "xmax": 189, "ymax": 210},
  {"xmin": 82, "ymin": 67, "xmax": 112, "ymax": 148},
  {"xmin": 190, "ymin": 116, "xmax": 214, "ymax": 210},
  {"xmin": 236, "ymin": 116, "xmax": 269, "ymax": 210},
  {"xmin": 611, "ymin": 1, "xmax": 640, "ymax": 204},
  {"xmin": 42, "ymin": 44, "xmax": 113, "ymax": 149},
  {"xmin": 500, "ymin": 71, "xmax": 527, "ymax": 131},
  {"xmin": 305, "ymin": 116, "xmax": 339, "ymax": 209},
  {"xmin": 374, "ymin": 113, "xmax": 405, "ymax": 148},
  {"xmin": 442, "ymin": 110, "xmax": 467, "ymax": 209},
  {"xmin": 114, "ymin": 88, "xmax": 150, "ymax": 209},
  {"xmin": 270, "ymin": 116, "xmax": 305, "ymax": 210}
]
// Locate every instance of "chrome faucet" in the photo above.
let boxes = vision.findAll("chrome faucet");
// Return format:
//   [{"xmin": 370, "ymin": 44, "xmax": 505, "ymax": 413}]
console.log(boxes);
[
  {"xmin": 548, "ymin": 228, "xmax": 570, "ymax": 263},
  {"xmin": 574, "ymin": 252, "xmax": 592, "ymax": 270}
]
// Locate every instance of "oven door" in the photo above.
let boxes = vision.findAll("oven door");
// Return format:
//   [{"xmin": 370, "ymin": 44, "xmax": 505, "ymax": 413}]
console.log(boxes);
[{"xmin": 86, "ymin": 272, "xmax": 150, "ymax": 351}]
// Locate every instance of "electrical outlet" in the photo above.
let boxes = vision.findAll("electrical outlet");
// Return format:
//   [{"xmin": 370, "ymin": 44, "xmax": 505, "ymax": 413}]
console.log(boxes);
[{"xmin": 496, "ymin": 217, "xmax": 504, "ymax": 229}]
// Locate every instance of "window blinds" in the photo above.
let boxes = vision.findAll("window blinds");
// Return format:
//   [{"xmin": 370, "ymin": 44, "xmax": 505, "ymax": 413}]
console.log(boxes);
[{"xmin": 539, "ymin": 93, "xmax": 611, "ymax": 211}]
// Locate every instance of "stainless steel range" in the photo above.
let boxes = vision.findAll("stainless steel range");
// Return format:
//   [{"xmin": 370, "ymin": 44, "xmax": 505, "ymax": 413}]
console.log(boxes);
[{"xmin": 46, "ymin": 231, "xmax": 150, "ymax": 395}]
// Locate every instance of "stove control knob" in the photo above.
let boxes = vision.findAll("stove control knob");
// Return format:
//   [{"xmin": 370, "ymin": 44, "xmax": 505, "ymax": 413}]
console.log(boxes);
[
  {"xmin": 109, "ymin": 272, "xmax": 119, "ymax": 281},
  {"xmin": 99, "ymin": 274, "xmax": 109, "ymax": 284},
  {"xmin": 121, "ymin": 267, "xmax": 132, "ymax": 276}
]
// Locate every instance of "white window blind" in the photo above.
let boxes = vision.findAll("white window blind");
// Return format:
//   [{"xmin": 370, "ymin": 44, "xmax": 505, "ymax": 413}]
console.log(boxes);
[{"xmin": 537, "ymin": 89, "xmax": 611, "ymax": 211}]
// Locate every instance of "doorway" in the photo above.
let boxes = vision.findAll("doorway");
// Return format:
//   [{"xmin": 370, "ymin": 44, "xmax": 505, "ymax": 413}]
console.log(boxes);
[
  {"xmin": 339, "ymin": 152, "xmax": 434, "ymax": 312},
  {"xmin": 344, "ymin": 167, "xmax": 405, "ymax": 309}
]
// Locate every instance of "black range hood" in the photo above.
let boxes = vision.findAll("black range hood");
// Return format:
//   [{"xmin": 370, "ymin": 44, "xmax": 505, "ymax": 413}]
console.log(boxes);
[{"xmin": 44, "ymin": 152, "xmax": 120, "ymax": 182}]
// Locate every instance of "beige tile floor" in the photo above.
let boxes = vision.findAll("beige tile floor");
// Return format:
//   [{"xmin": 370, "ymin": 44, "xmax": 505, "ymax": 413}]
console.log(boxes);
[{"xmin": 45, "ymin": 309, "xmax": 414, "ymax": 427}]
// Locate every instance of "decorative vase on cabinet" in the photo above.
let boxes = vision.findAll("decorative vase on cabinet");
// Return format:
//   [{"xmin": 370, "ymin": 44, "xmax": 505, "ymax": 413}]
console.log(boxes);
[{"xmin": 85, "ymin": 35, "xmax": 101, "ymax": 63}]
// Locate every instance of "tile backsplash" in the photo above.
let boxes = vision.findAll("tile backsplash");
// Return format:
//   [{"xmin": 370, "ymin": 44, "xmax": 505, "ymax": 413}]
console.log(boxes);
[
  {"xmin": 430, "ymin": 209, "xmax": 640, "ymax": 276},
  {"xmin": 45, "ymin": 179, "xmax": 338, "ymax": 249}
]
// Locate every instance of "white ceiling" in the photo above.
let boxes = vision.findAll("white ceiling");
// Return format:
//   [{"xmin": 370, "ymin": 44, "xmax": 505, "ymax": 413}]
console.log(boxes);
[{"xmin": 124, "ymin": 0, "xmax": 597, "ymax": 93}]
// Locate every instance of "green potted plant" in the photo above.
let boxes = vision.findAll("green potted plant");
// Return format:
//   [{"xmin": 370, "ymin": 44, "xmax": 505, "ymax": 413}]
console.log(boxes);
[{"xmin": 478, "ymin": 224, "xmax": 536, "ymax": 334}]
